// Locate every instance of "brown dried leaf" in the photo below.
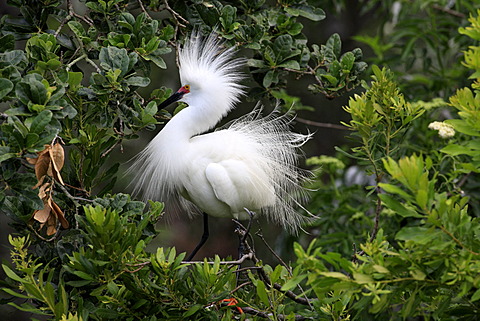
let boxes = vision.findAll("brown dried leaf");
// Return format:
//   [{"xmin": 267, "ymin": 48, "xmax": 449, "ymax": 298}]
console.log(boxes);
[
  {"xmin": 34, "ymin": 145, "xmax": 52, "ymax": 181},
  {"xmin": 37, "ymin": 182, "xmax": 51, "ymax": 199},
  {"xmin": 46, "ymin": 215, "xmax": 57, "ymax": 236},
  {"xmin": 32, "ymin": 175, "xmax": 46, "ymax": 190},
  {"xmin": 51, "ymin": 200, "xmax": 69, "ymax": 229},
  {"xmin": 49, "ymin": 142, "xmax": 65, "ymax": 185},
  {"xmin": 33, "ymin": 201, "xmax": 51, "ymax": 224},
  {"xmin": 26, "ymin": 157, "xmax": 37, "ymax": 165},
  {"xmin": 50, "ymin": 143, "xmax": 64, "ymax": 171}
]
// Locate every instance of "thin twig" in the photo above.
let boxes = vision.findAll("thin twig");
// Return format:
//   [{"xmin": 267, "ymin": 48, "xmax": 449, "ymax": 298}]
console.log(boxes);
[
  {"xmin": 284, "ymin": 65, "xmax": 325, "ymax": 90},
  {"xmin": 162, "ymin": 0, "xmax": 188, "ymax": 68},
  {"xmin": 230, "ymin": 281, "xmax": 252, "ymax": 294},
  {"xmin": 137, "ymin": 0, "xmax": 152, "ymax": 19},
  {"xmin": 163, "ymin": 0, "xmax": 188, "ymax": 27},
  {"xmin": 28, "ymin": 222, "xmax": 62, "ymax": 242},
  {"xmin": 66, "ymin": 53, "xmax": 87, "ymax": 71},
  {"xmin": 369, "ymin": 189, "xmax": 382, "ymax": 243},
  {"xmin": 54, "ymin": 0, "xmax": 73, "ymax": 36},
  {"xmin": 307, "ymin": 65, "xmax": 324, "ymax": 88},
  {"xmin": 182, "ymin": 253, "xmax": 253, "ymax": 265},
  {"xmin": 125, "ymin": 261, "xmax": 151, "ymax": 273},
  {"xmin": 57, "ymin": 183, "xmax": 81, "ymax": 207},
  {"xmin": 101, "ymin": 122, "xmax": 124, "ymax": 158},
  {"xmin": 65, "ymin": 0, "xmax": 94, "ymax": 27},
  {"xmin": 256, "ymin": 231, "xmax": 291, "ymax": 273},
  {"xmin": 439, "ymin": 225, "xmax": 480, "ymax": 256},
  {"xmin": 431, "ymin": 3, "xmax": 465, "ymax": 18},
  {"xmin": 85, "ymin": 57, "xmax": 101, "ymax": 73},
  {"xmin": 296, "ymin": 117, "xmax": 348, "ymax": 130},
  {"xmin": 234, "ymin": 266, "xmax": 262, "ymax": 274}
]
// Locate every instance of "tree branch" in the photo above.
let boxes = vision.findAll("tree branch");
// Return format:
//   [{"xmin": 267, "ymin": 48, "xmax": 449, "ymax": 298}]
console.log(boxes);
[
  {"xmin": 137, "ymin": 0, "xmax": 152, "ymax": 19},
  {"xmin": 296, "ymin": 117, "xmax": 348, "ymax": 130}
]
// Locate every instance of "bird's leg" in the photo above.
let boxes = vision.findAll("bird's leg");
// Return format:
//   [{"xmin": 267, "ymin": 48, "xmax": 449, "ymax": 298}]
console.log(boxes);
[{"xmin": 185, "ymin": 213, "xmax": 209, "ymax": 261}]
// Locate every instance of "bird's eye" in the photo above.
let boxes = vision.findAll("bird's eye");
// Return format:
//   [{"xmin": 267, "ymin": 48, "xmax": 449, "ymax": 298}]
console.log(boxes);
[{"xmin": 184, "ymin": 84, "xmax": 190, "ymax": 91}]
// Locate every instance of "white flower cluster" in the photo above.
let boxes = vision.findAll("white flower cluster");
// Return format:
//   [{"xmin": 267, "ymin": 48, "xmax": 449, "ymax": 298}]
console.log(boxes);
[{"xmin": 428, "ymin": 121, "xmax": 455, "ymax": 139}]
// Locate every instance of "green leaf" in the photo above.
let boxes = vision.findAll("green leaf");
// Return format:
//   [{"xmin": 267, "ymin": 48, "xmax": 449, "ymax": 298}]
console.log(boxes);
[
  {"xmin": 0, "ymin": 78, "xmax": 14, "ymax": 100},
  {"xmin": 107, "ymin": 281, "xmax": 119, "ymax": 295},
  {"xmin": 126, "ymin": 76, "xmax": 150, "ymax": 87},
  {"xmin": 66, "ymin": 280, "xmax": 92, "ymax": 287},
  {"xmin": 0, "ymin": 146, "xmax": 16, "ymax": 163},
  {"xmin": 278, "ymin": 60, "xmax": 300, "ymax": 69},
  {"xmin": 256, "ymin": 280, "xmax": 270, "ymax": 306},
  {"xmin": 441, "ymin": 144, "xmax": 476, "ymax": 156},
  {"xmin": 378, "ymin": 183, "xmax": 411, "ymax": 200},
  {"xmin": 319, "ymin": 271, "xmax": 349, "ymax": 279},
  {"xmin": 247, "ymin": 59, "xmax": 266, "ymax": 68},
  {"xmin": 30, "ymin": 110, "xmax": 53, "ymax": 134},
  {"xmin": 263, "ymin": 70, "xmax": 274, "ymax": 88},
  {"xmin": 43, "ymin": 282, "xmax": 56, "ymax": 309},
  {"xmin": 183, "ymin": 304, "xmax": 202, "ymax": 317},
  {"xmin": 99, "ymin": 46, "xmax": 131, "ymax": 77},
  {"xmin": 340, "ymin": 52, "xmax": 355, "ymax": 71},
  {"xmin": 353, "ymin": 272, "xmax": 374, "ymax": 284},
  {"xmin": 471, "ymin": 288, "xmax": 480, "ymax": 302},
  {"xmin": 144, "ymin": 101, "xmax": 157, "ymax": 116},
  {"xmin": 326, "ymin": 33, "xmax": 341, "ymax": 59},
  {"xmin": 379, "ymin": 194, "xmax": 423, "ymax": 218},
  {"xmin": 396, "ymin": 227, "xmax": 442, "ymax": 245},
  {"xmin": 285, "ymin": 5, "xmax": 325, "ymax": 21},
  {"xmin": 280, "ymin": 274, "xmax": 307, "ymax": 292},
  {"xmin": 3, "ymin": 264, "xmax": 24, "ymax": 283},
  {"xmin": 2, "ymin": 287, "xmax": 31, "ymax": 299},
  {"xmin": 68, "ymin": 72, "xmax": 83, "ymax": 88},
  {"xmin": 0, "ymin": 34, "xmax": 15, "ymax": 52},
  {"xmin": 72, "ymin": 271, "xmax": 94, "ymax": 281},
  {"xmin": 145, "ymin": 54, "xmax": 166, "ymax": 69},
  {"xmin": 25, "ymin": 133, "xmax": 39, "ymax": 147},
  {"xmin": 95, "ymin": 308, "xmax": 120, "ymax": 319},
  {"xmin": 8, "ymin": 302, "xmax": 50, "ymax": 315},
  {"xmin": 28, "ymin": 79, "xmax": 48, "ymax": 105}
]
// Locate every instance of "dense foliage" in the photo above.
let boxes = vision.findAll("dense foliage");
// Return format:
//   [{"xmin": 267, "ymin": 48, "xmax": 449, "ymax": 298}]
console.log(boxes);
[{"xmin": 1, "ymin": 0, "xmax": 480, "ymax": 320}]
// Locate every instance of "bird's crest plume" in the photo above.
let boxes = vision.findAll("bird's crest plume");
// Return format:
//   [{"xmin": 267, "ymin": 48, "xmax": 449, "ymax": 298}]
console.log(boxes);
[{"xmin": 178, "ymin": 32, "xmax": 245, "ymax": 116}]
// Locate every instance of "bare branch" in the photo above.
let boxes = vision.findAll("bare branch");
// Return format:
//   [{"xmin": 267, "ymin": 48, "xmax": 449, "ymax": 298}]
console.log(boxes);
[
  {"xmin": 296, "ymin": 117, "xmax": 348, "ymax": 130},
  {"xmin": 182, "ymin": 253, "xmax": 253, "ymax": 265},
  {"xmin": 256, "ymin": 230, "xmax": 291, "ymax": 273},
  {"xmin": 137, "ymin": 0, "xmax": 152, "ymax": 19},
  {"xmin": 431, "ymin": 3, "xmax": 465, "ymax": 18},
  {"xmin": 163, "ymin": 0, "xmax": 188, "ymax": 27}
]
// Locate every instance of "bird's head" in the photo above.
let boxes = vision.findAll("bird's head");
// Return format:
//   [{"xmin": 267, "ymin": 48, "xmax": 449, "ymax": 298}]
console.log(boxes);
[{"xmin": 158, "ymin": 33, "xmax": 244, "ymax": 115}]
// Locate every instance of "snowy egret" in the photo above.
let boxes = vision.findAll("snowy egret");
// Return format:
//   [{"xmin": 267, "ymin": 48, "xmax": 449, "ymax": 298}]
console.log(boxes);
[{"xmin": 130, "ymin": 32, "xmax": 311, "ymax": 260}]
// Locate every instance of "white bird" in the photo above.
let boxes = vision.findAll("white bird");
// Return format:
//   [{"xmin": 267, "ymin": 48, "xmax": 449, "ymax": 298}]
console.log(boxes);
[{"xmin": 130, "ymin": 32, "xmax": 311, "ymax": 259}]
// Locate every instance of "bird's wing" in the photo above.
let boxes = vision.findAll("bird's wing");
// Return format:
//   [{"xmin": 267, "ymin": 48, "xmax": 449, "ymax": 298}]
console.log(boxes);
[{"xmin": 205, "ymin": 160, "xmax": 275, "ymax": 216}]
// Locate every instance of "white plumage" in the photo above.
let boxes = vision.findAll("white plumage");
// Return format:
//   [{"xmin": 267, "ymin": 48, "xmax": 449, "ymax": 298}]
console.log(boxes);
[{"xmin": 130, "ymin": 32, "xmax": 311, "ymax": 233}]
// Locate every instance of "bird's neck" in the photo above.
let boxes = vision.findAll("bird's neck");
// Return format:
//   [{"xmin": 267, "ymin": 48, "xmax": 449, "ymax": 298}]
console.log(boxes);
[{"xmin": 162, "ymin": 102, "xmax": 226, "ymax": 141}]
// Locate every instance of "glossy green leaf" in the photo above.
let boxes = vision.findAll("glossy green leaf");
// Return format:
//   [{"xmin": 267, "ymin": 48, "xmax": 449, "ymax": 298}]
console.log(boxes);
[
  {"xmin": 284, "ymin": 5, "xmax": 325, "ymax": 21},
  {"xmin": 0, "ymin": 78, "xmax": 14, "ymax": 100},
  {"xmin": 379, "ymin": 194, "xmax": 423, "ymax": 218},
  {"xmin": 256, "ymin": 280, "xmax": 270, "ymax": 306},
  {"xmin": 30, "ymin": 110, "xmax": 52, "ymax": 134},
  {"xmin": 126, "ymin": 76, "xmax": 150, "ymax": 87},
  {"xmin": 2, "ymin": 264, "xmax": 24, "ymax": 283}
]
